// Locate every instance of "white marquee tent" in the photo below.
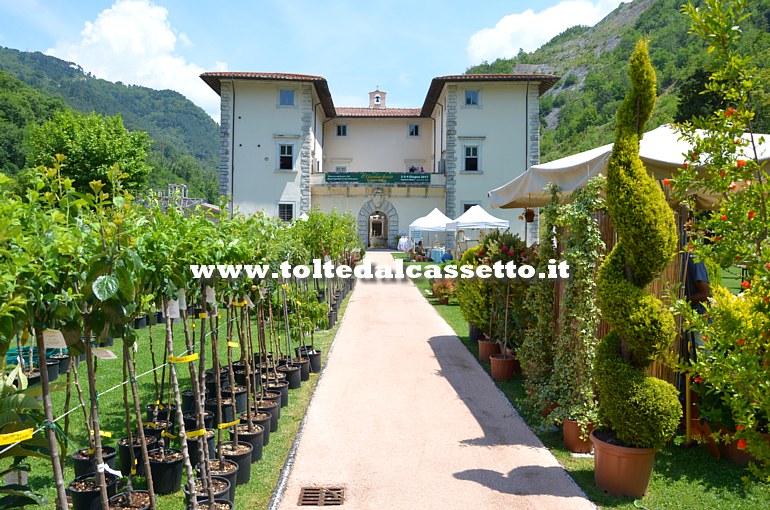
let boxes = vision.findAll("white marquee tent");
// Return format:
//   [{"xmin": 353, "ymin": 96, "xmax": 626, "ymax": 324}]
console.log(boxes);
[
  {"xmin": 488, "ymin": 124, "xmax": 770, "ymax": 210},
  {"xmin": 446, "ymin": 205, "xmax": 509, "ymax": 230},
  {"xmin": 409, "ymin": 208, "xmax": 454, "ymax": 232}
]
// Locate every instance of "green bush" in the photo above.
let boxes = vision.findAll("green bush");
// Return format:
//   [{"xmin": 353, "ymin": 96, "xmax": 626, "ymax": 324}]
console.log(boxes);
[
  {"xmin": 594, "ymin": 39, "xmax": 681, "ymax": 449},
  {"xmin": 456, "ymin": 245, "xmax": 491, "ymax": 336}
]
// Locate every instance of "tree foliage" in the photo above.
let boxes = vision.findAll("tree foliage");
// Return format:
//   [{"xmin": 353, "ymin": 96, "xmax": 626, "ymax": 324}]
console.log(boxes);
[{"xmin": 25, "ymin": 110, "xmax": 151, "ymax": 193}]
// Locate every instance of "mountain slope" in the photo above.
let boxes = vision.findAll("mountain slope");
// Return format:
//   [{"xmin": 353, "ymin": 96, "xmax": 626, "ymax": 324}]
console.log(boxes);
[
  {"xmin": 468, "ymin": 0, "xmax": 770, "ymax": 162},
  {"xmin": 0, "ymin": 46, "xmax": 219, "ymax": 200}
]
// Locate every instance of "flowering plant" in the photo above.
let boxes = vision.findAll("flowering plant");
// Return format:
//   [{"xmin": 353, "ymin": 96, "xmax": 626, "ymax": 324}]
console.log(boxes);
[{"xmin": 672, "ymin": 0, "xmax": 770, "ymax": 482}]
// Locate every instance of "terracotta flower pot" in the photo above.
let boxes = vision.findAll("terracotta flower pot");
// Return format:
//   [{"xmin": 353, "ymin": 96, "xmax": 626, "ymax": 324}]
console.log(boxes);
[
  {"xmin": 590, "ymin": 430, "xmax": 656, "ymax": 499},
  {"xmin": 524, "ymin": 209, "xmax": 536, "ymax": 222},
  {"xmin": 477, "ymin": 339, "xmax": 500, "ymax": 362},
  {"xmin": 563, "ymin": 420, "xmax": 594, "ymax": 454},
  {"xmin": 489, "ymin": 354, "xmax": 516, "ymax": 381}
]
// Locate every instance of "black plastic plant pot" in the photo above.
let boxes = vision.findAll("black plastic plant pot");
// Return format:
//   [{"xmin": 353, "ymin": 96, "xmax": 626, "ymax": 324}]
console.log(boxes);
[
  {"xmin": 118, "ymin": 435, "xmax": 159, "ymax": 476},
  {"xmin": 221, "ymin": 441, "xmax": 253, "ymax": 486},
  {"xmin": 234, "ymin": 370, "xmax": 248, "ymax": 387},
  {"xmin": 72, "ymin": 445, "xmax": 117, "ymax": 478},
  {"xmin": 307, "ymin": 351, "xmax": 322, "ymax": 373},
  {"xmin": 68, "ymin": 472, "xmax": 118, "ymax": 510},
  {"xmin": 264, "ymin": 380, "xmax": 289, "ymax": 408},
  {"xmin": 256, "ymin": 400, "xmax": 280, "ymax": 432},
  {"xmin": 51, "ymin": 353, "xmax": 71, "ymax": 375},
  {"xmin": 229, "ymin": 423, "xmax": 264, "ymax": 463},
  {"xmin": 276, "ymin": 364, "xmax": 302, "ymax": 390},
  {"xmin": 184, "ymin": 410, "xmax": 214, "ymax": 431},
  {"xmin": 183, "ymin": 475, "xmax": 231, "ymax": 505},
  {"xmin": 187, "ymin": 499, "xmax": 233, "ymax": 510},
  {"xmin": 221, "ymin": 385, "xmax": 247, "ymax": 413},
  {"xmin": 133, "ymin": 315, "xmax": 148, "ymax": 330},
  {"xmin": 205, "ymin": 398, "xmax": 235, "ymax": 427},
  {"xmin": 181, "ymin": 389, "xmax": 195, "ymax": 413},
  {"xmin": 108, "ymin": 490, "xmax": 151, "ymax": 510},
  {"xmin": 148, "ymin": 448, "xmax": 184, "ymax": 495},
  {"xmin": 200, "ymin": 459, "xmax": 239, "ymax": 503},
  {"xmin": 44, "ymin": 359, "xmax": 60, "ymax": 382},
  {"xmin": 327, "ymin": 311, "xmax": 336, "ymax": 329},
  {"xmin": 145, "ymin": 402, "xmax": 176, "ymax": 422},
  {"xmin": 141, "ymin": 420, "xmax": 174, "ymax": 440},
  {"xmin": 187, "ymin": 429, "xmax": 216, "ymax": 466},
  {"xmin": 296, "ymin": 357, "xmax": 311, "ymax": 382},
  {"xmin": 240, "ymin": 412, "xmax": 272, "ymax": 447}
]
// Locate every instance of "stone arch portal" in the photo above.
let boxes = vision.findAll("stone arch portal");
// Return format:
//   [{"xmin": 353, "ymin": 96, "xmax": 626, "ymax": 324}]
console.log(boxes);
[{"xmin": 358, "ymin": 199, "xmax": 398, "ymax": 249}]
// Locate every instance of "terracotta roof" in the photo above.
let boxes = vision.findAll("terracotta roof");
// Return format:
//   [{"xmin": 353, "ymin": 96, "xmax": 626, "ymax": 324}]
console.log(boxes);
[
  {"xmin": 200, "ymin": 72, "xmax": 335, "ymax": 118},
  {"xmin": 420, "ymin": 74, "xmax": 560, "ymax": 116},
  {"xmin": 335, "ymin": 107, "xmax": 423, "ymax": 118}
]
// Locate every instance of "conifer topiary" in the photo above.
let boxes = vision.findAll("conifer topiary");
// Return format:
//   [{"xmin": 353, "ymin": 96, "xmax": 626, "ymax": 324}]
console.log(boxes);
[{"xmin": 594, "ymin": 39, "xmax": 681, "ymax": 448}]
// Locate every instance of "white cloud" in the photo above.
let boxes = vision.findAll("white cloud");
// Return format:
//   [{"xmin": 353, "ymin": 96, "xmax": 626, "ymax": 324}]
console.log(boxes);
[
  {"xmin": 467, "ymin": 0, "xmax": 623, "ymax": 63},
  {"xmin": 46, "ymin": 0, "xmax": 224, "ymax": 121}
]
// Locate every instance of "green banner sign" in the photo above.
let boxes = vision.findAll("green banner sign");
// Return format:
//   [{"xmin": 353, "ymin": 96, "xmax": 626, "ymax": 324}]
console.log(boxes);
[{"xmin": 324, "ymin": 172, "xmax": 431, "ymax": 184}]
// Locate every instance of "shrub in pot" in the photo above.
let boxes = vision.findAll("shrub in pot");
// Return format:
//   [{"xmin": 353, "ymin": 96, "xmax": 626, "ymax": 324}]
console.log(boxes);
[
  {"xmin": 547, "ymin": 177, "xmax": 605, "ymax": 452},
  {"xmin": 592, "ymin": 40, "xmax": 681, "ymax": 499},
  {"xmin": 456, "ymin": 246, "xmax": 495, "ymax": 360}
]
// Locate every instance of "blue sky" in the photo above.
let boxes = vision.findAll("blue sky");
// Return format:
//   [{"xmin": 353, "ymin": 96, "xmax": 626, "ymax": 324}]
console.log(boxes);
[{"xmin": 0, "ymin": 0, "xmax": 623, "ymax": 121}]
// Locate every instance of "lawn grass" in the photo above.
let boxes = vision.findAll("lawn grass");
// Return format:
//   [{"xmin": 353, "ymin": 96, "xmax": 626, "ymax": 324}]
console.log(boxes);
[
  {"xmin": 24, "ymin": 293, "xmax": 350, "ymax": 510},
  {"xmin": 405, "ymin": 259, "xmax": 770, "ymax": 509}
]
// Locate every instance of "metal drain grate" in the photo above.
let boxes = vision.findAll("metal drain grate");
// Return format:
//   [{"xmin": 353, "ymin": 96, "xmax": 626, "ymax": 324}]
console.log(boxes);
[{"xmin": 298, "ymin": 486, "xmax": 345, "ymax": 506}]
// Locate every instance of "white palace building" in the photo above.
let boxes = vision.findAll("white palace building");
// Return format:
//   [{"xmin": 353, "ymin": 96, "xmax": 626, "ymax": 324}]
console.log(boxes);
[{"xmin": 200, "ymin": 71, "xmax": 558, "ymax": 248}]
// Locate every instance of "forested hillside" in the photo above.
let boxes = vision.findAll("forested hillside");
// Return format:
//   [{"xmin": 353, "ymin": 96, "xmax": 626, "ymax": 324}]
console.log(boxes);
[
  {"xmin": 468, "ymin": 0, "xmax": 770, "ymax": 162},
  {"xmin": 0, "ymin": 46, "xmax": 218, "ymax": 200}
]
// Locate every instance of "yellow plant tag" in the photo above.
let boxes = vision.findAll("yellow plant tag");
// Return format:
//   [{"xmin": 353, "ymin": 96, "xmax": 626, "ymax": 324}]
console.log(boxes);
[
  {"xmin": 186, "ymin": 428, "xmax": 206, "ymax": 438},
  {"xmin": 0, "ymin": 428, "xmax": 34, "ymax": 445},
  {"xmin": 217, "ymin": 419, "xmax": 240, "ymax": 430},
  {"xmin": 169, "ymin": 353, "xmax": 199, "ymax": 363},
  {"xmin": 89, "ymin": 430, "xmax": 112, "ymax": 438},
  {"xmin": 161, "ymin": 430, "xmax": 177, "ymax": 439},
  {"xmin": 227, "ymin": 342, "xmax": 239, "ymax": 349}
]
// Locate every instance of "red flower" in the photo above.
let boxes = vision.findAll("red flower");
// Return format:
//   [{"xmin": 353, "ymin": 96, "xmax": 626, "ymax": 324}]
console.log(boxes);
[
  {"xmin": 765, "ymin": 262, "xmax": 770, "ymax": 271},
  {"xmin": 663, "ymin": 178, "xmax": 670, "ymax": 186},
  {"xmin": 729, "ymin": 182, "xmax": 739, "ymax": 191},
  {"xmin": 765, "ymin": 360, "xmax": 769, "ymax": 366},
  {"xmin": 748, "ymin": 210, "xmax": 755, "ymax": 219},
  {"xmin": 737, "ymin": 425, "xmax": 744, "ymax": 431},
  {"xmin": 741, "ymin": 280, "xmax": 751, "ymax": 290},
  {"xmin": 688, "ymin": 244, "xmax": 694, "ymax": 251},
  {"xmin": 764, "ymin": 297, "xmax": 770, "ymax": 303},
  {"xmin": 694, "ymin": 377, "xmax": 703, "ymax": 384},
  {"xmin": 737, "ymin": 439, "xmax": 747, "ymax": 450},
  {"xmin": 719, "ymin": 170, "xmax": 726, "ymax": 178},
  {"xmin": 721, "ymin": 215, "xmax": 727, "ymax": 221},
  {"xmin": 738, "ymin": 338, "xmax": 745, "ymax": 345},
  {"xmin": 734, "ymin": 138, "xmax": 741, "ymax": 145},
  {"xmin": 701, "ymin": 335, "xmax": 708, "ymax": 341},
  {"xmin": 682, "ymin": 162, "xmax": 689, "ymax": 169},
  {"xmin": 726, "ymin": 107, "xmax": 737, "ymax": 117},
  {"xmin": 737, "ymin": 159, "xmax": 746, "ymax": 168}
]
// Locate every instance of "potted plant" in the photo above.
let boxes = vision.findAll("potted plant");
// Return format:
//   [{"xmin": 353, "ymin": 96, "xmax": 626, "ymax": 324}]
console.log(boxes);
[
  {"xmin": 549, "ymin": 176, "xmax": 605, "ymax": 453},
  {"xmin": 591, "ymin": 40, "xmax": 682, "ymax": 499},
  {"xmin": 671, "ymin": 0, "xmax": 770, "ymax": 482},
  {"xmin": 524, "ymin": 208, "xmax": 536, "ymax": 223},
  {"xmin": 455, "ymin": 246, "xmax": 497, "ymax": 361},
  {"xmin": 519, "ymin": 185, "xmax": 559, "ymax": 417},
  {"xmin": 431, "ymin": 278, "xmax": 456, "ymax": 305}
]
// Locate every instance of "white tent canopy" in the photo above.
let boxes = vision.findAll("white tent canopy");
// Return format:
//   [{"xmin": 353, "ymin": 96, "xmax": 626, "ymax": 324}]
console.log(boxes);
[
  {"xmin": 488, "ymin": 124, "xmax": 770, "ymax": 209},
  {"xmin": 446, "ymin": 205, "xmax": 509, "ymax": 230},
  {"xmin": 409, "ymin": 208, "xmax": 454, "ymax": 232}
]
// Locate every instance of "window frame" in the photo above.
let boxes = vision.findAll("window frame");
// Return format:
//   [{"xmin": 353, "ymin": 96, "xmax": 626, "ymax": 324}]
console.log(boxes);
[
  {"xmin": 407, "ymin": 123, "xmax": 420, "ymax": 137},
  {"xmin": 278, "ymin": 88, "xmax": 296, "ymax": 107},
  {"xmin": 277, "ymin": 143, "xmax": 295, "ymax": 171},
  {"xmin": 336, "ymin": 124, "xmax": 348, "ymax": 137},
  {"xmin": 278, "ymin": 203, "xmax": 294, "ymax": 222},
  {"xmin": 463, "ymin": 145, "xmax": 480, "ymax": 172},
  {"xmin": 464, "ymin": 89, "xmax": 480, "ymax": 107}
]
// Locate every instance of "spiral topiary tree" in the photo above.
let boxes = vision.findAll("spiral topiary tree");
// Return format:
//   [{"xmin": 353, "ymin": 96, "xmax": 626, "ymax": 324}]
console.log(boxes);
[{"xmin": 594, "ymin": 39, "xmax": 682, "ymax": 449}]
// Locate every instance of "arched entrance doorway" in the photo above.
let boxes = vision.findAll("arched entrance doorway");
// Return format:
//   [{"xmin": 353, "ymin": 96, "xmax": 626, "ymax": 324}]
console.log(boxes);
[
  {"xmin": 357, "ymin": 196, "xmax": 398, "ymax": 249},
  {"xmin": 368, "ymin": 211, "xmax": 388, "ymax": 248}
]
